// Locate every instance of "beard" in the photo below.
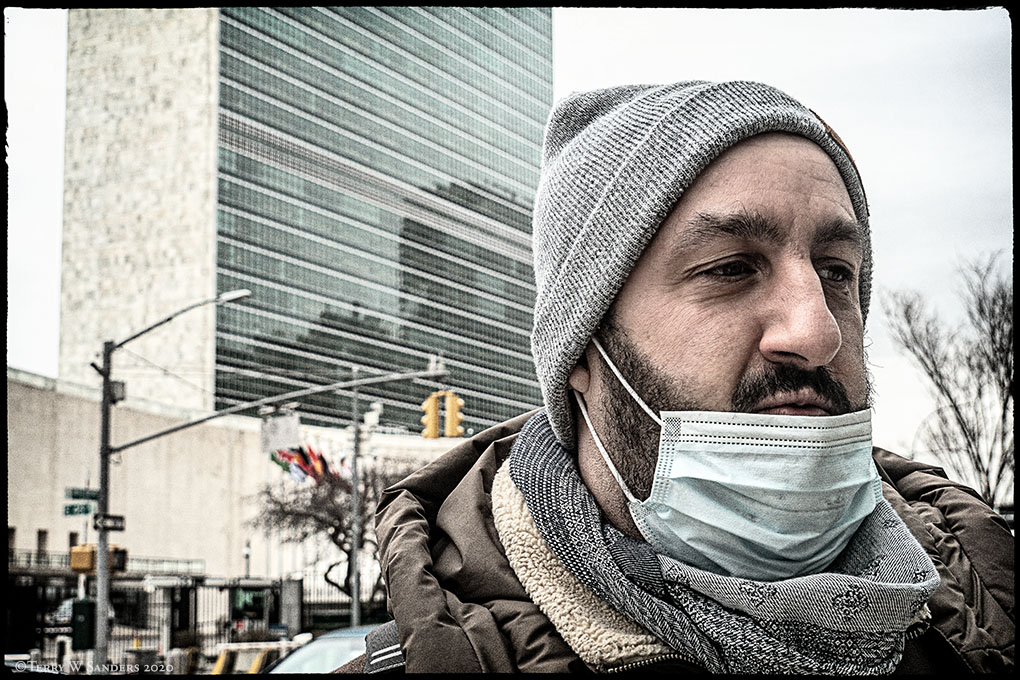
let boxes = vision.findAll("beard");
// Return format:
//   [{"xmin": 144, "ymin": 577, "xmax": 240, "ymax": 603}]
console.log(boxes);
[{"xmin": 592, "ymin": 313, "xmax": 873, "ymax": 500}]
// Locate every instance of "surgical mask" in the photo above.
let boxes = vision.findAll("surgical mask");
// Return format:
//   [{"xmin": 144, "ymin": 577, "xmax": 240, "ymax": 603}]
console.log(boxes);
[{"xmin": 575, "ymin": 337, "xmax": 884, "ymax": 582}]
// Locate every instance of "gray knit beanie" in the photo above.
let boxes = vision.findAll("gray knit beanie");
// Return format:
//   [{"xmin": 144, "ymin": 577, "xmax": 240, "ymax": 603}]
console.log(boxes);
[{"xmin": 530, "ymin": 80, "xmax": 872, "ymax": 448}]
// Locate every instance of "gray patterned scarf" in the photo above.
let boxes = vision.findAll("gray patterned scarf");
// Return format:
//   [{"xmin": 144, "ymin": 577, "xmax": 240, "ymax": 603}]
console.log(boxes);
[{"xmin": 508, "ymin": 411, "xmax": 940, "ymax": 674}]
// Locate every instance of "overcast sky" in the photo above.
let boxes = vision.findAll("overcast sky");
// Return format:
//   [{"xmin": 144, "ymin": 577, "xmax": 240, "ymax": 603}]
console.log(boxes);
[{"xmin": 5, "ymin": 7, "xmax": 1013, "ymax": 457}]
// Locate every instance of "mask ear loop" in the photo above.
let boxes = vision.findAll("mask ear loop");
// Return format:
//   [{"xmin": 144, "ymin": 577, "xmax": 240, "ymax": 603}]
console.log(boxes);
[
  {"xmin": 591, "ymin": 336, "xmax": 662, "ymax": 427},
  {"xmin": 572, "ymin": 389, "xmax": 639, "ymax": 505}
]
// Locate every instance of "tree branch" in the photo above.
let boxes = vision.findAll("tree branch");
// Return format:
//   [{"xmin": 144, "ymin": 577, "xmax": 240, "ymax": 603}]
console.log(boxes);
[{"xmin": 884, "ymin": 251, "xmax": 1014, "ymax": 506}]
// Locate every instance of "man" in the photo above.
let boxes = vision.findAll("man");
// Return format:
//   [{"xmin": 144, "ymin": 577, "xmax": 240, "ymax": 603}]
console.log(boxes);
[{"xmin": 339, "ymin": 81, "xmax": 1014, "ymax": 673}]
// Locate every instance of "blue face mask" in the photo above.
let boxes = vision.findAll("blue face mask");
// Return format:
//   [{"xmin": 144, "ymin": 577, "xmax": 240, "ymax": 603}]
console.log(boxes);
[{"xmin": 575, "ymin": 338, "xmax": 883, "ymax": 582}]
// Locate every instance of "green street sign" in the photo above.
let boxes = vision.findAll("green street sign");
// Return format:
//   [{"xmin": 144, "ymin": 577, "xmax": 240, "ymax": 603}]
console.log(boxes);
[
  {"xmin": 66, "ymin": 487, "xmax": 100, "ymax": 501},
  {"xmin": 64, "ymin": 503, "xmax": 93, "ymax": 516}
]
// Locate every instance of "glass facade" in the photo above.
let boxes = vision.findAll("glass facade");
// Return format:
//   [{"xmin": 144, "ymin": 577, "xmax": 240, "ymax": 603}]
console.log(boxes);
[{"xmin": 213, "ymin": 7, "xmax": 551, "ymax": 433}]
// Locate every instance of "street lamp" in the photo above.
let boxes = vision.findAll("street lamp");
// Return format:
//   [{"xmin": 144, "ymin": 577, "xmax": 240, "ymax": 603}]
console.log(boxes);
[
  {"xmin": 90, "ymin": 289, "xmax": 250, "ymax": 666},
  {"xmin": 89, "ymin": 307, "xmax": 445, "ymax": 665}
]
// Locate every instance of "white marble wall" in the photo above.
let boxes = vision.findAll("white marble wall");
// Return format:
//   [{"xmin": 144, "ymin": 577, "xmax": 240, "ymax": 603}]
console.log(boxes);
[{"xmin": 59, "ymin": 9, "xmax": 221, "ymax": 411}]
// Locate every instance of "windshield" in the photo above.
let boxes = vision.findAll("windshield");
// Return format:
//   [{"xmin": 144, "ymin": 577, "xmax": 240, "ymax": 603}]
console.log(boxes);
[{"xmin": 266, "ymin": 634, "xmax": 365, "ymax": 674}]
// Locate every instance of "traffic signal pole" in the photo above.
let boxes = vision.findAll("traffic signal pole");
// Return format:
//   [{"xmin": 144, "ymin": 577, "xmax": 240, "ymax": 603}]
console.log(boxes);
[
  {"xmin": 95, "ymin": 341, "xmax": 114, "ymax": 666},
  {"xmin": 88, "ymin": 287, "xmax": 446, "ymax": 669},
  {"xmin": 92, "ymin": 363, "xmax": 445, "ymax": 663}
]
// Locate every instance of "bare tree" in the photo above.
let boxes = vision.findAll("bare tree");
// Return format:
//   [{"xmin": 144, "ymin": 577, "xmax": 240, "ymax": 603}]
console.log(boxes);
[
  {"xmin": 884, "ymin": 253, "xmax": 1013, "ymax": 507},
  {"xmin": 249, "ymin": 449, "xmax": 416, "ymax": 601}
]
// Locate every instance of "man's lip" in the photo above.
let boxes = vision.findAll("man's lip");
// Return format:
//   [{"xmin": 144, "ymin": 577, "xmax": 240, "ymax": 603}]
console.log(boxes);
[{"xmin": 753, "ymin": 390, "xmax": 834, "ymax": 416}]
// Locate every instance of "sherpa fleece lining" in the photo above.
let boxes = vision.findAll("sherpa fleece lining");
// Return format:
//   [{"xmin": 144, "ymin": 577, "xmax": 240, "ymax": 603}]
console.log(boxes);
[{"xmin": 491, "ymin": 459, "xmax": 671, "ymax": 667}]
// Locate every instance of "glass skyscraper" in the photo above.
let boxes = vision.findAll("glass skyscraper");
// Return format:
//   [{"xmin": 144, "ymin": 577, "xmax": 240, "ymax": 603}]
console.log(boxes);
[{"xmin": 212, "ymin": 7, "xmax": 552, "ymax": 433}]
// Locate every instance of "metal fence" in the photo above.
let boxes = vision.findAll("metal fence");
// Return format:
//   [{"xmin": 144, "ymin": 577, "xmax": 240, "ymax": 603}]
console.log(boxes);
[
  {"xmin": 94, "ymin": 580, "xmax": 285, "ymax": 667},
  {"xmin": 300, "ymin": 576, "xmax": 388, "ymax": 632},
  {"xmin": 8, "ymin": 565, "xmax": 389, "ymax": 670}
]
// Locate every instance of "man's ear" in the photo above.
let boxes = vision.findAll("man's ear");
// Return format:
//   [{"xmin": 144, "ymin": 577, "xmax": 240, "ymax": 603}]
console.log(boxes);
[{"xmin": 568, "ymin": 343, "xmax": 591, "ymax": 394}]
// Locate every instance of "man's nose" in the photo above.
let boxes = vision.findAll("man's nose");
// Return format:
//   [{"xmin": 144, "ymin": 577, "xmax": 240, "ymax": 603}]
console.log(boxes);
[{"xmin": 758, "ymin": 265, "xmax": 842, "ymax": 368}]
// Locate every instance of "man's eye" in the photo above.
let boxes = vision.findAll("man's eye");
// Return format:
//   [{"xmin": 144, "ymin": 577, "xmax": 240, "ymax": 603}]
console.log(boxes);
[
  {"xmin": 818, "ymin": 263, "xmax": 855, "ymax": 283},
  {"xmin": 705, "ymin": 260, "xmax": 755, "ymax": 278}
]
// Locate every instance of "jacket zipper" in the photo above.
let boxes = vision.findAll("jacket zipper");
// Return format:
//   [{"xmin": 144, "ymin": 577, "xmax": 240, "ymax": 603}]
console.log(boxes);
[
  {"xmin": 600, "ymin": 652, "xmax": 701, "ymax": 674},
  {"xmin": 904, "ymin": 620, "xmax": 930, "ymax": 641},
  {"xmin": 904, "ymin": 604, "xmax": 932, "ymax": 641}
]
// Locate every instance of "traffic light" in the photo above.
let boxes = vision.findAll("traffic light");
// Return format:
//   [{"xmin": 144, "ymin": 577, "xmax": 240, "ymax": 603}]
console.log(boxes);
[
  {"xmin": 420, "ymin": 392, "xmax": 441, "ymax": 438},
  {"xmin": 70, "ymin": 544, "xmax": 96, "ymax": 573},
  {"xmin": 110, "ymin": 545, "xmax": 128, "ymax": 572},
  {"xmin": 69, "ymin": 544, "xmax": 128, "ymax": 573},
  {"xmin": 444, "ymin": 391, "xmax": 465, "ymax": 438}
]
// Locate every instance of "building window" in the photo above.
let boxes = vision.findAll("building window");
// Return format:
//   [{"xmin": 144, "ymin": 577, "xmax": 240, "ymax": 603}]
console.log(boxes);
[{"xmin": 69, "ymin": 532, "xmax": 79, "ymax": 549}]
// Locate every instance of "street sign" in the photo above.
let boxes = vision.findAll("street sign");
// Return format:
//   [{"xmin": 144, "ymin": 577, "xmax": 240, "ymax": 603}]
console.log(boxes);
[
  {"xmin": 66, "ymin": 487, "xmax": 100, "ymax": 501},
  {"xmin": 93, "ymin": 514, "xmax": 125, "ymax": 532},
  {"xmin": 64, "ymin": 503, "xmax": 93, "ymax": 516}
]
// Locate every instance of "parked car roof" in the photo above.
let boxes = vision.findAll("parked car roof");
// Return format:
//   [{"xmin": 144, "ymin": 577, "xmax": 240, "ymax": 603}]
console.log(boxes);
[{"xmin": 262, "ymin": 625, "xmax": 376, "ymax": 674}]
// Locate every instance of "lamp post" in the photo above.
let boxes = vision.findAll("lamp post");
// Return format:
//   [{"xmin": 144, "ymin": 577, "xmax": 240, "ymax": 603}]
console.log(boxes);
[{"xmin": 91, "ymin": 289, "xmax": 250, "ymax": 666}]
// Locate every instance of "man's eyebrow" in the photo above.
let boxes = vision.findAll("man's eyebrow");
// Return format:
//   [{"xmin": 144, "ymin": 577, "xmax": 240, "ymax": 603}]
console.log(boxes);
[
  {"xmin": 673, "ymin": 210, "xmax": 785, "ymax": 252},
  {"xmin": 670, "ymin": 210, "xmax": 863, "ymax": 252},
  {"xmin": 814, "ymin": 217, "xmax": 865, "ymax": 251}
]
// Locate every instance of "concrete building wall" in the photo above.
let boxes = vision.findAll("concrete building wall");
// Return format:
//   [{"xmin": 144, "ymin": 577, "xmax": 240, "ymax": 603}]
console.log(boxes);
[
  {"xmin": 7, "ymin": 368, "xmax": 454, "ymax": 580},
  {"xmin": 8, "ymin": 368, "xmax": 261, "ymax": 577},
  {"xmin": 59, "ymin": 8, "xmax": 222, "ymax": 410}
]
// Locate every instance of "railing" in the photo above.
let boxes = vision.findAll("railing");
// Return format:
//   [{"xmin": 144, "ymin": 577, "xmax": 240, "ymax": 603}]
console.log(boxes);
[
  {"xmin": 127, "ymin": 556, "xmax": 206, "ymax": 575},
  {"xmin": 8, "ymin": 549, "xmax": 206, "ymax": 575},
  {"xmin": 18, "ymin": 575, "xmax": 386, "ymax": 670},
  {"xmin": 8, "ymin": 549, "xmax": 70, "ymax": 570}
]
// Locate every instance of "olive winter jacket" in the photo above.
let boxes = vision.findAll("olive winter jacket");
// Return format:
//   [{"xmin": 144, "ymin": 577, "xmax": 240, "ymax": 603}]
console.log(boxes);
[{"xmin": 337, "ymin": 411, "xmax": 1013, "ymax": 674}]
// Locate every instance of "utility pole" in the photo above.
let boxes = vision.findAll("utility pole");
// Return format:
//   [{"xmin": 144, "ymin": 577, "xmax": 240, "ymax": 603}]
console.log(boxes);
[
  {"xmin": 95, "ymin": 340, "xmax": 114, "ymax": 666},
  {"xmin": 349, "ymin": 368, "xmax": 361, "ymax": 627}
]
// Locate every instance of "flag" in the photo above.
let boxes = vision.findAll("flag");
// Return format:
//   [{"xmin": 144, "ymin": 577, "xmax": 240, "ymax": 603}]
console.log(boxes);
[
  {"xmin": 295, "ymin": 447, "xmax": 313, "ymax": 475},
  {"xmin": 314, "ymin": 445, "xmax": 332, "ymax": 476},
  {"xmin": 269, "ymin": 451, "xmax": 290, "ymax": 473},
  {"xmin": 318, "ymin": 447, "xmax": 338, "ymax": 478},
  {"xmin": 274, "ymin": 447, "xmax": 299, "ymax": 467},
  {"xmin": 289, "ymin": 462, "xmax": 307, "ymax": 483},
  {"xmin": 276, "ymin": 444, "xmax": 338, "ymax": 485},
  {"xmin": 306, "ymin": 445, "xmax": 324, "ymax": 480}
]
